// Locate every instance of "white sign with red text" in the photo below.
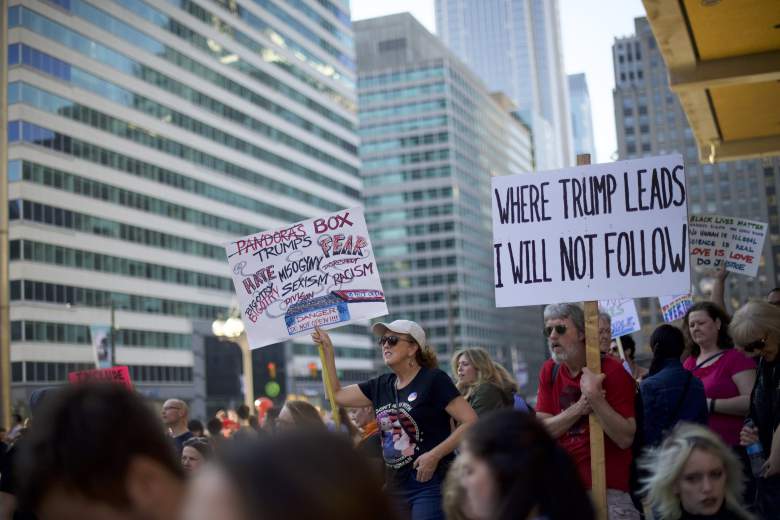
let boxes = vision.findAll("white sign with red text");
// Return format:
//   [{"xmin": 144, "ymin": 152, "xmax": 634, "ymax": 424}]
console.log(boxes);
[{"xmin": 689, "ymin": 214, "xmax": 767, "ymax": 277}]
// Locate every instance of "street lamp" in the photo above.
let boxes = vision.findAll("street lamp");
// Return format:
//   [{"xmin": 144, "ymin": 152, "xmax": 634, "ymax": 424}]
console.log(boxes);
[{"xmin": 212, "ymin": 311, "xmax": 254, "ymax": 411}]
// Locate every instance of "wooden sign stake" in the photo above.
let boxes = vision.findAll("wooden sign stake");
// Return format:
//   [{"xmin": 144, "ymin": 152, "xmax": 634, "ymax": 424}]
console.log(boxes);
[
  {"xmin": 578, "ymin": 153, "xmax": 607, "ymax": 520},
  {"xmin": 318, "ymin": 345, "xmax": 340, "ymax": 426}
]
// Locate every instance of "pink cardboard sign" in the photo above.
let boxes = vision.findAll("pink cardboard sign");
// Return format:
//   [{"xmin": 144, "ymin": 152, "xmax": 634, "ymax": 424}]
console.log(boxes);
[{"xmin": 68, "ymin": 366, "xmax": 133, "ymax": 390}]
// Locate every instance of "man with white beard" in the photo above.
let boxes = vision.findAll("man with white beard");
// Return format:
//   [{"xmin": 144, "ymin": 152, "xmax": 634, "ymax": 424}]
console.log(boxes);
[{"xmin": 535, "ymin": 303, "xmax": 639, "ymax": 520}]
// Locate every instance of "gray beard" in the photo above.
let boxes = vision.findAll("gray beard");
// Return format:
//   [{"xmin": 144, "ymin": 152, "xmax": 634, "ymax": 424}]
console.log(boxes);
[{"xmin": 549, "ymin": 346, "xmax": 568, "ymax": 364}]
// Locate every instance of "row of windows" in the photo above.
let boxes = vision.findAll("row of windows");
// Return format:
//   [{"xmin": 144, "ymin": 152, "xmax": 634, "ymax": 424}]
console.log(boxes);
[
  {"xmin": 6, "ymin": 124, "xmax": 302, "ymax": 223},
  {"xmin": 361, "ymin": 149, "xmax": 450, "ymax": 170},
  {"xmin": 11, "ymin": 320, "xmax": 192, "ymax": 349},
  {"xmin": 363, "ymin": 166, "xmax": 451, "ymax": 187},
  {"xmin": 382, "ymin": 272, "xmax": 458, "ymax": 290},
  {"xmin": 9, "ymin": 83, "xmax": 358, "ymax": 204},
  {"xmin": 365, "ymin": 186, "xmax": 453, "ymax": 206},
  {"xmin": 217, "ymin": 0, "xmax": 355, "ymax": 71},
  {"xmin": 359, "ymin": 99, "xmax": 446, "ymax": 121},
  {"xmin": 12, "ymin": 361, "xmax": 193, "ymax": 383},
  {"xmin": 370, "ymin": 221, "xmax": 455, "ymax": 240},
  {"xmin": 279, "ymin": 0, "xmax": 353, "ymax": 48},
  {"xmin": 10, "ymin": 5, "xmax": 354, "ymax": 131},
  {"xmin": 374, "ymin": 238, "xmax": 457, "ymax": 257},
  {"xmin": 13, "ymin": 160, "xmax": 257, "ymax": 237},
  {"xmin": 358, "ymin": 66, "xmax": 445, "ymax": 88},
  {"xmin": 10, "ymin": 239, "xmax": 233, "ymax": 292},
  {"xmin": 292, "ymin": 343, "xmax": 376, "ymax": 360},
  {"xmin": 10, "ymin": 199, "xmax": 225, "ymax": 261},
  {"xmin": 360, "ymin": 132, "xmax": 450, "ymax": 155},
  {"xmin": 359, "ymin": 115, "xmax": 448, "ymax": 138},
  {"xmin": 358, "ymin": 82, "xmax": 446, "ymax": 106},
  {"xmin": 104, "ymin": 0, "xmax": 354, "ymax": 107},
  {"xmin": 366, "ymin": 203, "xmax": 454, "ymax": 224},
  {"xmin": 10, "ymin": 280, "xmax": 225, "ymax": 320},
  {"xmin": 377, "ymin": 255, "xmax": 458, "ymax": 273},
  {"xmin": 11, "ymin": 42, "xmax": 357, "ymax": 173}
]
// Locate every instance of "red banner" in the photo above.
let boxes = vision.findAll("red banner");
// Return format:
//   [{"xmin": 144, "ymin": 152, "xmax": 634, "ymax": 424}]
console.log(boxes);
[{"xmin": 68, "ymin": 366, "xmax": 133, "ymax": 390}]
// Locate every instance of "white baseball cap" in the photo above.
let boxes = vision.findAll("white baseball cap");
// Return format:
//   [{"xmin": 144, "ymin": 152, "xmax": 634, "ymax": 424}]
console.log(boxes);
[{"xmin": 372, "ymin": 320, "xmax": 427, "ymax": 347}]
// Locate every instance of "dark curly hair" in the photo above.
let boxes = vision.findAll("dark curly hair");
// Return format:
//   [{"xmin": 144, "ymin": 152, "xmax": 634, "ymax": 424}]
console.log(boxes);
[{"xmin": 683, "ymin": 301, "xmax": 733, "ymax": 356}]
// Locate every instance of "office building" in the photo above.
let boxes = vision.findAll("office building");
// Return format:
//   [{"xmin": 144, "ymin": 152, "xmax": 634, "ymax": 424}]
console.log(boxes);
[
  {"xmin": 4, "ymin": 0, "xmax": 373, "ymax": 414},
  {"xmin": 435, "ymin": 0, "xmax": 573, "ymax": 171},
  {"xmin": 356, "ymin": 13, "xmax": 545, "ymax": 391},
  {"xmin": 613, "ymin": 17, "xmax": 779, "ymax": 339},
  {"xmin": 568, "ymin": 73, "xmax": 596, "ymax": 159}
]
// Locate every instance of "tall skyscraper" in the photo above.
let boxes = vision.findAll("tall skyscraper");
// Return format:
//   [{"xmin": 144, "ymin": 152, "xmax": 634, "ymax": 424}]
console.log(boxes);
[
  {"xmin": 4, "ymin": 0, "xmax": 373, "ymax": 412},
  {"xmin": 435, "ymin": 0, "xmax": 573, "ymax": 171},
  {"xmin": 613, "ymin": 17, "xmax": 779, "ymax": 338},
  {"xmin": 568, "ymin": 73, "xmax": 596, "ymax": 159},
  {"xmin": 356, "ymin": 13, "xmax": 545, "ymax": 391}
]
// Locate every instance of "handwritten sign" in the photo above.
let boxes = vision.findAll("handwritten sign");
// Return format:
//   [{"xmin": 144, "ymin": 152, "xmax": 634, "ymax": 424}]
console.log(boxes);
[
  {"xmin": 68, "ymin": 366, "xmax": 133, "ymax": 389},
  {"xmin": 689, "ymin": 215, "xmax": 767, "ymax": 277},
  {"xmin": 599, "ymin": 298, "xmax": 641, "ymax": 338},
  {"xmin": 225, "ymin": 208, "xmax": 388, "ymax": 349},
  {"xmin": 492, "ymin": 154, "xmax": 690, "ymax": 306},
  {"xmin": 658, "ymin": 293, "xmax": 694, "ymax": 322}
]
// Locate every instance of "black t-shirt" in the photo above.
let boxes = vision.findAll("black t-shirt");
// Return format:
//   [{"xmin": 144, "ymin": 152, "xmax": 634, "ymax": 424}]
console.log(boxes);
[
  {"xmin": 173, "ymin": 430, "xmax": 194, "ymax": 457},
  {"xmin": 358, "ymin": 367, "xmax": 460, "ymax": 485}
]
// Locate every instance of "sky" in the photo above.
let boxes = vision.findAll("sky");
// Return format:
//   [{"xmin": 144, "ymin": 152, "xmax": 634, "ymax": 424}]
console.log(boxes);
[{"xmin": 349, "ymin": 0, "xmax": 647, "ymax": 165}]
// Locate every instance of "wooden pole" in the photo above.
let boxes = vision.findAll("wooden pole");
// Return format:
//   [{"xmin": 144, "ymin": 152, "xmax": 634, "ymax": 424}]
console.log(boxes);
[
  {"xmin": 578, "ymin": 153, "xmax": 607, "ymax": 520},
  {"xmin": 615, "ymin": 336, "xmax": 627, "ymax": 362},
  {"xmin": 318, "ymin": 345, "xmax": 340, "ymax": 426}
]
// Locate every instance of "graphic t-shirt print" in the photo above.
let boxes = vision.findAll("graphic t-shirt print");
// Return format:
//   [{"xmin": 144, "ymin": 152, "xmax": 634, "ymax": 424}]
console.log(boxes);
[
  {"xmin": 376, "ymin": 402, "xmax": 420, "ymax": 469},
  {"xmin": 559, "ymin": 383, "xmax": 587, "ymax": 437}
]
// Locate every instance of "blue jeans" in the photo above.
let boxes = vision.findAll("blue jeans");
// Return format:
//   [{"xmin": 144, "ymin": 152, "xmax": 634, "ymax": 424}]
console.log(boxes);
[{"xmin": 389, "ymin": 472, "xmax": 445, "ymax": 520}]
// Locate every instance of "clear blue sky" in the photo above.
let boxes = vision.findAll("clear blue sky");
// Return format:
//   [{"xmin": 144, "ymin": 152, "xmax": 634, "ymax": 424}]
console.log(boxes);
[{"xmin": 350, "ymin": 0, "xmax": 647, "ymax": 165}]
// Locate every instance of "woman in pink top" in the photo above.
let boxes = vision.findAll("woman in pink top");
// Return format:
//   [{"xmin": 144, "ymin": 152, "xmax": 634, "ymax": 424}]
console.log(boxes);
[{"xmin": 682, "ymin": 302, "xmax": 756, "ymax": 447}]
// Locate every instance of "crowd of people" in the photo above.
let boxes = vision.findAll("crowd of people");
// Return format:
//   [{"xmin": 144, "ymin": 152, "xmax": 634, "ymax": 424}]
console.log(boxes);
[{"xmin": 0, "ymin": 285, "xmax": 778, "ymax": 519}]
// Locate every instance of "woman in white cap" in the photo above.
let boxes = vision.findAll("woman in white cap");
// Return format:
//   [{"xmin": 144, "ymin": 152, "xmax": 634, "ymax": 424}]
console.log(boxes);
[{"xmin": 313, "ymin": 321, "xmax": 477, "ymax": 520}]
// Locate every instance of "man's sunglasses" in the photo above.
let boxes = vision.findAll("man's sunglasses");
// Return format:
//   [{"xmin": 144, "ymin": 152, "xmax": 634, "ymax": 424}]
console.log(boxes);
[
  {"xmin": 378, "ymin": 335, "xmax": 407, "ymax": 347},
  {"xmin": 543, "ymin": 325, "xmax": 568, "ymax": 337},
  {"xmin": 742, "ymin": 338, "xmax": 767, "ymax": 353}
]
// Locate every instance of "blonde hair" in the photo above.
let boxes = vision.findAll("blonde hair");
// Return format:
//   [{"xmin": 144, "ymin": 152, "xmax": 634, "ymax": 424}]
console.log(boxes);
[
  {"xmin": 451, "ymin": 348, "xmax": 515, "ymax": 399},
  {"xmin": 730, "ymin": 300, "xmax": 780, "ymax": 350},
  {"xmin": 442, "ymin": 456, "xmax": 470, "ymax": 520},
  {"xmin": 640, "ymin": 423, "xmax": 752, "ymax": 520},
  {"xmin": 413, "ymin": 342, "xmax": 438, "ymax": 369}
]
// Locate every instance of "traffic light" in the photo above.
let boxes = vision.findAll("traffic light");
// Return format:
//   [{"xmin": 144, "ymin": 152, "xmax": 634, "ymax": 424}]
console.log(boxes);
[
  {"xmin": 267, "ymin": 362, "xmax": 277, "ymax": 380},
  {"xmin": 308, "ymin": 361, "xmax": 318, "ymax": 378}
]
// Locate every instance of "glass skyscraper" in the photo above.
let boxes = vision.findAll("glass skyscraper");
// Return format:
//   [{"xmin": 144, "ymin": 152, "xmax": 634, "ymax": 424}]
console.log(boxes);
[
  {"xmin": 435, "ymin": 0, "xmax": 573, "ymax": 171},
  {"xmin": 4, "ymin": 0, "xmax": 372, "ymax": 414},
  {"xmin": 356, "ymin": 13, "xmax": 545, "ymax": 393},
  {"xmin": 568, "ymin": 73, "xmax": 596, "ymax": 160}
]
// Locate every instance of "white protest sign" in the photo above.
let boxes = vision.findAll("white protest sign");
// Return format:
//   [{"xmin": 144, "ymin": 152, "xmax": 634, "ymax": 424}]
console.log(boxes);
[
  {"xmin": 658, "ymin": 294, "xmax": 694, "ymax": 322},
  {"xmin": 492, "ymin": 154, "xmax": 690, "ymax": 306},
  {"xmin": 689, "ymin": 214, "xmax": 767, "ymax": 277},
  {"xmin": 225, "ymin": 208, "xmax": 388, "ymax": 349},
  {"xmin": 598, "ymin": 299, "xmax": 641, "ymax": 338}
]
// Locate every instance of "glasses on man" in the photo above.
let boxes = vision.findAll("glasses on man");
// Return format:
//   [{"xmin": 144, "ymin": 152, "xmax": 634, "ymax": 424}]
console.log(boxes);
[
  {"xmin": 378, "ymin": 335, "xmax": 408, "ymax": 347},
  {"xmin": 543, "ymin": 324, "xmax": 567, "ymax": 337},
  {"xmin": 742, "ymin": 338, "xmax": 767, "ymax": 353}
]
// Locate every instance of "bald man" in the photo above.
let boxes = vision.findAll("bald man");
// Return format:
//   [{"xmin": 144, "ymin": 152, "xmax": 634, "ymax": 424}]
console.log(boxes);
[{"xmin": 162, "ymin": 399, "xmax": 193, "ymax": 455}]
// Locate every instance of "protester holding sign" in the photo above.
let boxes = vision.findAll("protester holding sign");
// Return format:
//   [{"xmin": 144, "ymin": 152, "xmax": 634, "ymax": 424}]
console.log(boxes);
[
  {"xmin": 682, "ymin": 302, "xmax": 756, "ymax": 447},
  {"xmin": 731, "ymin": 301, "xmax": 780, "ymax": 518},
  {"xmin": 535, "ymin": 303, "xmax": 639, "ymax": 519},
  {"xmin": 313, "ymin": 322, "xmax": 477, "ymax": 520}
]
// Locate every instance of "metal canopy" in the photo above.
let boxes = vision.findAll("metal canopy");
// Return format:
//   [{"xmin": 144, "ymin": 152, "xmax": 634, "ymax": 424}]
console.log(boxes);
[{"xmin": 643, "ymin": 0, "xmax": 780, "ymax": 163}]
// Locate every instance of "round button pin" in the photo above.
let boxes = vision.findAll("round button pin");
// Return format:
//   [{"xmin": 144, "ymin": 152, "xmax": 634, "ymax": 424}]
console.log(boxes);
[{"xmin": 408, "ymin": 392, "xmax": 418, "ymax": 402}]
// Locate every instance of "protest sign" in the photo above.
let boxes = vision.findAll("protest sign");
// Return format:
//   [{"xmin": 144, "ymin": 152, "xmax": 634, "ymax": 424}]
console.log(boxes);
[
  {"xmin": 492, "ymin": 154, "xmax": 690, "ymax": 306},
  {"xmin": 225, "ymin": 207, "xmax": 388, "ymax": 349},
  {"xmin": 658, "ymin": 293, "xmax": 694, "ymax": 322},
  {"xmin": 90, "ymin": 325, "xmax": 112, "ymax": 369},
  {"xmin": 689, "ymin": 215, "xmax": 767, "ymax": 277},
  {"xmin": 68, "ymin": 366, "xmax": 133, "ymax": 389},
  {"xmin": 598, "ymin": 298, "xmax": 641, "ymax": 338}
]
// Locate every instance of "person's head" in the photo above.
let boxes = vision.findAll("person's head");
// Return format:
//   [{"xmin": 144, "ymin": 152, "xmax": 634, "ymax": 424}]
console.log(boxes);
[
  {"xmin": 187, "ymin": 419, "xmax": 204, "ymax": 438},
  {"xmin": 277, "ymin": 400, "xmax": 325, "ymax": 432},
  {"xmin": 543, "ymin": 303, "xmax": 586, "ymax": 366},
  {"xmin": 162, "ymin": 399, "xmax": 189, "ymax": 429},
  {"xmin": 640, "ymin": 423, "xmax": 750, "ymax": 519},
  {"xmin": 372, "ymin": 320, "xmax": 438, "ymax": 371},
  {"xmin": 12, "ymin": 413, "xmax": 23, "ymax": 425},
  {"xmin": 184, "ymin": 430, "xmax": 398, "ymax": 520},
  {"xmin": 348, "ymin": 406, "xmax": 376, "ymax": 429},
  {"xmin": 767, "ymin": 288, "xmax": 780, "ymax": 306},
  {"xmin": 451, "ymin": 348, "xmax": 501, "ymax": 395},
  {"xmin": 648, "ymin": 325, "xmax": 686, "ymax": 375},
  {"xmin": 683, "ymin": 302, "xmax": 733, "ymax": 356},
  {"xmin": 206, "ymin": 417, "xmax": 223, "ymax": 438},
  {"xmin": 181, "ymin": 437, "xmax": 212, "ymax": 475},
  {"xmin": 236, "ymin": 404, "xmax": 250, "ymax": 422},
  {"xmin": 730, "ymin": 300, "xmax": 780, "ymax": 363},
  {"xmin": 16, "ymin": 384, "xmax": 185, "ymax": 520},
  {"xmin": 263, "ymin": 406, "xmax": 281, "ymax": 433},
  {"xmin": 491, "ymin": 362, "xmax": 519, "ymax": 395},
  {"xmin": 620, "ymin": 335, "xmax": 637, "ymax": 360},
  {"xmin": 458, "ymin": 409, "xmax": 593, "ymax": 520},
  {"xmin": 598, "ymin": 312, "xmax": 612, "ymax": 353}
]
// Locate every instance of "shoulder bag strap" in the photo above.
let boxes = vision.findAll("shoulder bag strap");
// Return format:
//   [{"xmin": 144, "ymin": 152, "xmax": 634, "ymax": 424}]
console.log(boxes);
[{"xmin": 694, "ymin": 350, "xmax": 727, "ymax": 371}]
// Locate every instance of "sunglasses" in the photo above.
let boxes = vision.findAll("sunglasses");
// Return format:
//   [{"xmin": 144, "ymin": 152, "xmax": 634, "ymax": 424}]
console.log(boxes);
[
  {"xmin": 378, "ymin": 335, "xmax": 408, "ymax": 347},
  {"xmin": 543, "ymin": 325, "xmax": 568, "ymax": 337},
  {"xmin": 742, "ymin": 338, "xmax": 767, "ymax": 353}
]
